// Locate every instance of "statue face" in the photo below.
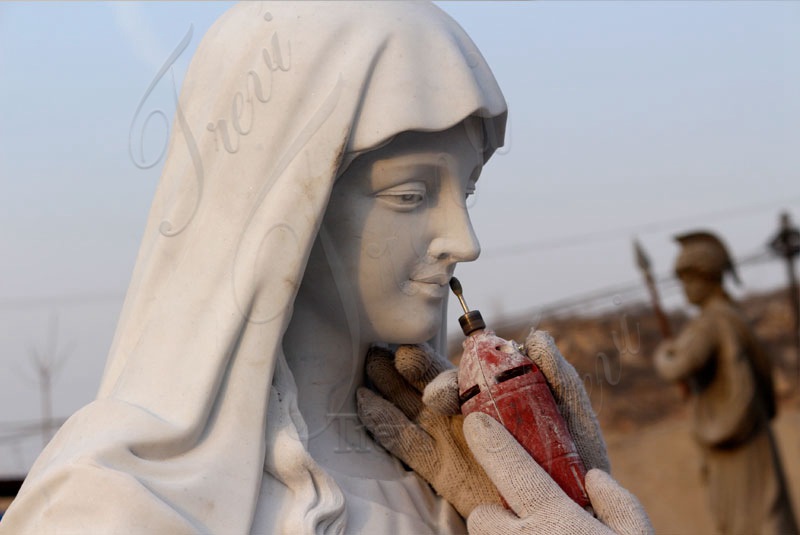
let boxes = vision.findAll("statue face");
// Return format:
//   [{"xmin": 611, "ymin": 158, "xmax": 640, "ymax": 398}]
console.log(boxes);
[
  {"xmin": 677, "ymin": 269, "xmax": 719, "ymax": 305},
  {"xmin": 312, "ymin": 122, "xmax": 483, "ymax": 344}
]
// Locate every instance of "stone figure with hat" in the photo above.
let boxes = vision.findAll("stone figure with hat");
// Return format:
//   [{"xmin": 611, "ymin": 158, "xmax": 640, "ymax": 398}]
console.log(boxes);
[{"xmin": 655, "ymin": 230, "xmax": 797, "ymax": 535}]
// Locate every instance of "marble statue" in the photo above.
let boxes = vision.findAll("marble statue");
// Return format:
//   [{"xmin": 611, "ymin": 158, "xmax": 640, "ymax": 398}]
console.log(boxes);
[
  {"xmin": 655, "ymin": 231, "xmax": 797, "ymax": 535},
  {"xmin": 1, "ymin": 3, "xmax": 651, "ymax": 533}
]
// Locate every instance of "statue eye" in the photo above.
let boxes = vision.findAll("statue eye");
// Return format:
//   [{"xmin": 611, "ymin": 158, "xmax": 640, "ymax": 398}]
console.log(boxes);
[
  {"xmin": 399, "ymin": 193, "xmax": 424, "ymax": 203},
  {"xmin": 375, "ymin": 182, "xmax": 427, "ymax": 211}
]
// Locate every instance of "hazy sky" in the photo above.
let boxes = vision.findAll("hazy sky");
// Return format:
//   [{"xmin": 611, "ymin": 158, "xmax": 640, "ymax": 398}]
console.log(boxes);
[{"xmin": 1, "ymin": 1, "xmax": 798, "ymax": 476}]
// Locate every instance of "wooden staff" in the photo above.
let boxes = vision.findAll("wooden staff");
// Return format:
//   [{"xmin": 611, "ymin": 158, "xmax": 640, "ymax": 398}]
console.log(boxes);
[
  {"xmin": 634, "ymin": 239, "xmax": 689, "ymax": 399},
  {"xmin": 633, "ymin": 238, "xmax": 672, "ymax": 338}
]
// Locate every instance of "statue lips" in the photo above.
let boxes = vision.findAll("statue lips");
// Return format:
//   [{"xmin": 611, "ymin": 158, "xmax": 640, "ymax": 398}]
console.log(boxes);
[{"xmin": 407, "ymin": 272, "xmax": 453, "ymax": 298}]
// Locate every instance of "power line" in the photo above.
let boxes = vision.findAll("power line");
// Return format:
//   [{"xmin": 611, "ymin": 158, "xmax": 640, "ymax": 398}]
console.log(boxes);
[
  {"xmin": 483, "ymin": 196, "xmax": 800, "ymax": 258},
  {"xmin": 492, "ymin": 246, "xmax": 781, "ymax": 329},
  {"xmin": 2, "ymin": 201, "xmax": 795, "ymax": 308},
  {"xmin": 0, "ymin": 292, "xmax": 124, "ymax": 310},
  {"xmin": 0, "ymin": 418, "xmax": 67, "ymax": 444}
]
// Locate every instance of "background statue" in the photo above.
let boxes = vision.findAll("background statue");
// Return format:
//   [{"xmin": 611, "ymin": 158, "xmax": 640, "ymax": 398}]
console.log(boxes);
[
  {"xmin": 655, "ymin": 230, "xmax": 797, "ymax": 535},
  {"xmin": 1, "ymin": 2, "xmax": 650, "ymax": 533}
]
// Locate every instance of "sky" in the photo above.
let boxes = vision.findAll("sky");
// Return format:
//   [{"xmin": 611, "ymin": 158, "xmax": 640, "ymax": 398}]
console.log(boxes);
[{"xmin": 1, "ymin": 1, "xmax": 799, "ymax": 476}]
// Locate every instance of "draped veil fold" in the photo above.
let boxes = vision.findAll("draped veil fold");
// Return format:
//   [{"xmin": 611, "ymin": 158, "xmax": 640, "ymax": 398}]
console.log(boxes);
[{"xmin": 1, "ymin": 2, "xmax": 506, "ymax": 533}]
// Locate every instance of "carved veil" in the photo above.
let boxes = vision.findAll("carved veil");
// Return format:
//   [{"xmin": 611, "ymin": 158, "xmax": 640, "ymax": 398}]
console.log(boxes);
[{"xmin": 1, "ymin": 3, "xmax": 506, "ymax": 533}]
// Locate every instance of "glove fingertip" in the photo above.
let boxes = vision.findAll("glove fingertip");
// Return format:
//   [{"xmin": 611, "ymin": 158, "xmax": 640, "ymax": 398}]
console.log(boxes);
[
  {"xmin": 365, "ymin": 350, "xmax": 401, "ymax": 387},
  {"xmin": 422, "ymin": 369, "xmax": 460, "ymax": 415},
  {"xmin": 462, "ymin": 412, "xmax": 500, "ymax": 451},
  {"xmin": 585, "ymin": 468, "xmax": 634, "ymax": 505},
  {"xmin": 394, "ymin": 344, "xmax": 432, "ymax": 382},
  {"xmin": 585, "ymin": 468, "xmax": 654, "ymax": 534},
  {"xmin": 524, "ymin": 329, "xmax": 557, "ymax": 361},
  {"xmin": 366, "ymin": 344, "xmax": 394, "ymax": 361},
  {"xmin": 356, "ymin": 387, "xmax": 376, "ymax": 410},
  {"xmin": 355, "ymin": 389, "xmax": 384, "ymax": 426},
  {"xmin": 585, "ymin": 467, "xmax": 611, "ymax": 486}
]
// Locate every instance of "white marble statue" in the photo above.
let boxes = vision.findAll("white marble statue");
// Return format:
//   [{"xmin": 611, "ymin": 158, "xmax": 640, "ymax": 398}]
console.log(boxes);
[{"xmin": 0, "ymin": 2, "xmax": 652, "ymax": 534}]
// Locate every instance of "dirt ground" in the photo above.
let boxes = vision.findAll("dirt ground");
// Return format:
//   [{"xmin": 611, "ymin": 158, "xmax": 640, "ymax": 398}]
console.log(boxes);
[{"xmin": 607, "ymin": 398, "xmax": 800, "ymax": 535}]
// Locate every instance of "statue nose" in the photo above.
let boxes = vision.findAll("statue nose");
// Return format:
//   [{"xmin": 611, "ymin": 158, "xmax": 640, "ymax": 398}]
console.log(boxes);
[{"xmin": 427, "ymin": 206, "xmax": 480, "ymax": 263}]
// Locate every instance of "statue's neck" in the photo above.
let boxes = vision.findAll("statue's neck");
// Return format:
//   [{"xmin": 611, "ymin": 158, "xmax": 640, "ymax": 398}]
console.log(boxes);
[
  {"xmin": 282, "ymin": 286, "xmax": 402, "ymax": 479},
  {"xmin": 698, "ymin": 286, "xmax": 730, "ymax": 309}
]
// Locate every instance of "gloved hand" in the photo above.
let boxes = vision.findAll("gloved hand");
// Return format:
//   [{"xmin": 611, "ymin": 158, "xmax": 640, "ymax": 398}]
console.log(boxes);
[
  {"xmin": 464, "ymin": 412, "xmax": 653, "ymax": 535},
  {"xmin": 523, "ymin": 330, "xmax": 610, "ymax": 472},
  {"xmin": 421, "ymin": 329, "xmax": 610, "ymax": 472},
  {"xmin": 356, "ymin": 344, "xmax": 502, "ymax": 517}
]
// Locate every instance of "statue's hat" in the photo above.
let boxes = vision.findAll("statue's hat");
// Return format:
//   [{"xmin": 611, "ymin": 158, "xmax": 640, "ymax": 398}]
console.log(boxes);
[{"xmin": 674, "ymin": 230, "xmax": 741, "ymax": 285}]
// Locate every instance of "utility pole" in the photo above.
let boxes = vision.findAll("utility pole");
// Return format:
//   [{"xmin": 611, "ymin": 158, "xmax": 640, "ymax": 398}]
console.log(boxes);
[{"xmin": 769, "ymin": 212, "xmax": 800, "ymax": 381}]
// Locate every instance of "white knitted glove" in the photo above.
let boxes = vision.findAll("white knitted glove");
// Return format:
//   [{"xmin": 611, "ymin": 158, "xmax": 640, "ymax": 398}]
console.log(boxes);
[
  {"xmin": 423, "ymin": 329, "xmax": 610, "ymax": 471},
  {"xmin": 356, "ymin": 344, "xmax": 502, "ymax": 517},
  {"xmin": 464, "ymin": 412, "xmax": 653, "ymax": 535},
  {"xmin": 523, "ymin": 330, "xmax": 610, "ymax": 472}
]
